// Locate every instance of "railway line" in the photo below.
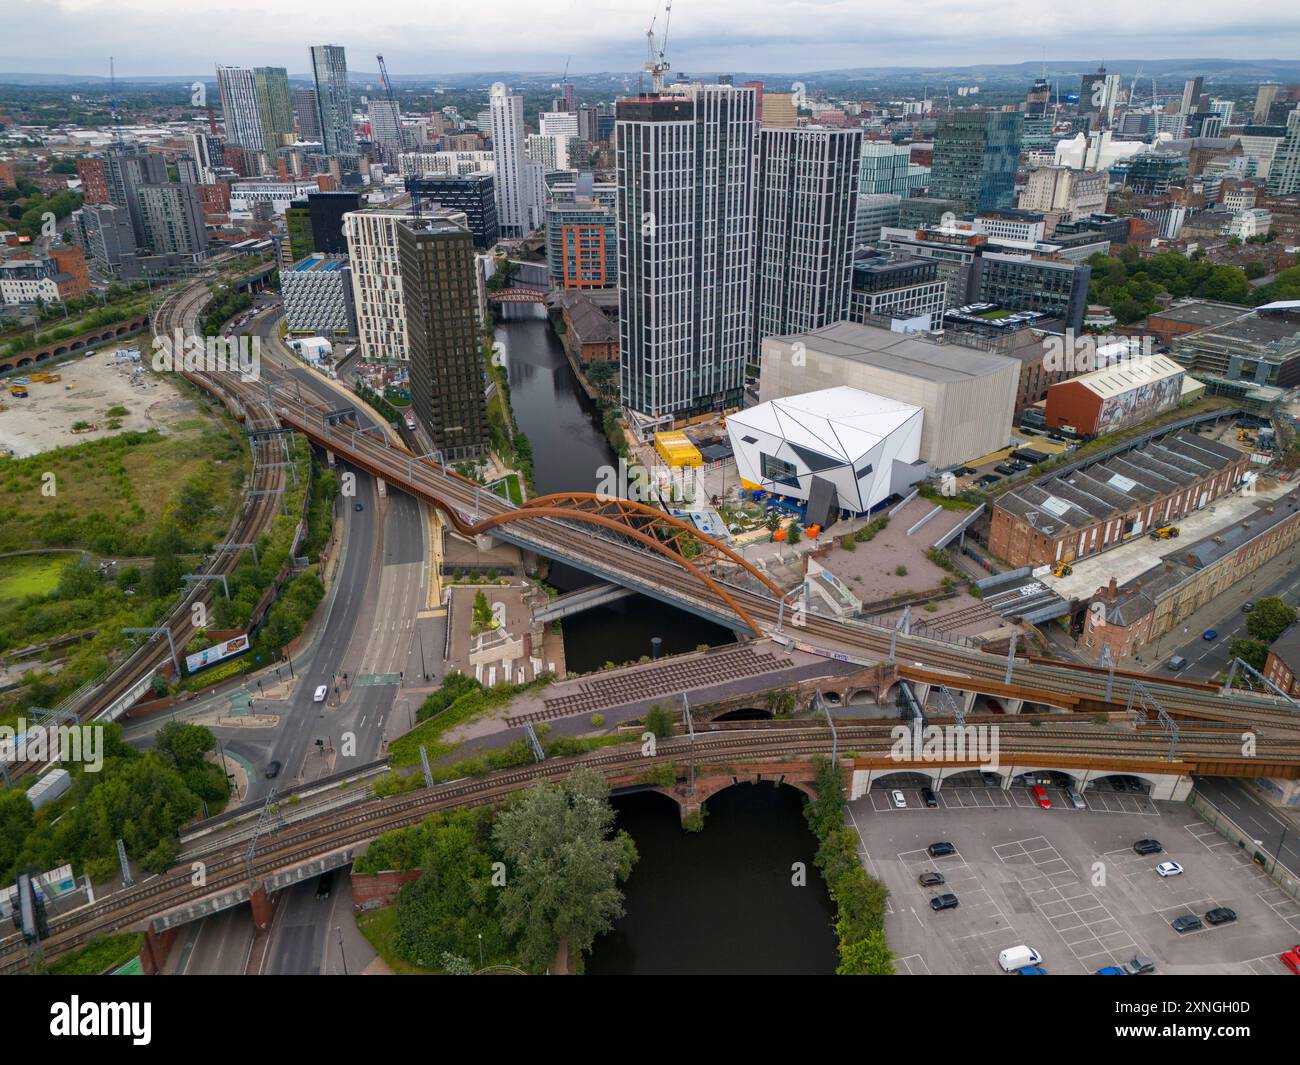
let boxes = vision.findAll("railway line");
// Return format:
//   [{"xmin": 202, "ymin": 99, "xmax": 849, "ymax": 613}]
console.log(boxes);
[{"xmin": 0, "ymin": 716, "xmax": 1281, "ymax": 972}]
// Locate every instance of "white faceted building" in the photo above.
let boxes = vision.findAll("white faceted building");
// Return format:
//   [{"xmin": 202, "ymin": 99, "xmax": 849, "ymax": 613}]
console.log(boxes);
[{"xmin": 727, "ymin": 386, "xmax": 924, "ymax": 516}]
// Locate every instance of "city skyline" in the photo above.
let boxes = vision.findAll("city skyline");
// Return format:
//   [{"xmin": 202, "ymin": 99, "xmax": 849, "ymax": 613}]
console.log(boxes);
[{"xmin": 5, "ymin": 0, "xmax": 1300, "ymax": 78}]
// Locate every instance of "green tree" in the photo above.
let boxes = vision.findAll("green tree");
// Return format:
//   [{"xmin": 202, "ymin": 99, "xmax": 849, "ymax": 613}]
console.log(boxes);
[
  {"xmin": 836, "ymin": 927, "xmax": 895, "ymax": 975},
  {"xmin": 491, "ymin": 769, "xmax": 637, "ymax": 971},
  {"xmin": 643, "ymin": 703, "xmax": 674, "ymax": 737},
  {"xmin": 1246, "ymin": 597, "xmax": 1297, "ymax": 644},
  {"xmin": 1228, "ymin": 637, "xmax": 1269, "ymax": 672}
]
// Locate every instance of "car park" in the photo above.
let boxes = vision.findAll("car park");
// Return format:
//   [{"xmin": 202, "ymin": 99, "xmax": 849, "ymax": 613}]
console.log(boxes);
[
  {"xmin": 1133, "ymin": 839, "xmax": 1163, "ymax": 855},
  {"xmin": 930, "ymin": 893, "xmax": 960, "ymax": 911},
  {"xmin": 1172, "ymin": 914, "xmax": 1203, "ymax": 933},
  {"xmin": 918, "ymin": 872, "xmax": 945, "ymax": 887},
  {"xmin": 920, "ymin": 787, "xmax": 938, "ymax": 808},
  {"xmin": 891, "ymin": 789, "xmax": 907, "ymax": 809},
  {"xmin": 1030, "ymin": 785, "xmax": 1051, "ymax": 809},
  {"xmin": 1156, "ymin": 861, "xmax": 1184, "ymax": 878},
  {"xmin": 1204, "ymin": 907, "xmax": 1237, "ymax": 925},
  {"xmin": 927, "ymin": 841, "xmax": 956, "ymax": 857}
]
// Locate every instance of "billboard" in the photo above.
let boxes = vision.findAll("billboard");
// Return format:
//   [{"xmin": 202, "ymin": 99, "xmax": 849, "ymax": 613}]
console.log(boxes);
[{"xmin": 184, "ymin": 633, "xmax": 250, "ymax": 674}]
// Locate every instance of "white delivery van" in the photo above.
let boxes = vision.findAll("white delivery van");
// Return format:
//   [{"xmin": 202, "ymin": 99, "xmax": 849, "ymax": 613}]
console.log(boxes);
[{"xmin": 997, "ymin": 945, "xmax": 1041, "ymax": 972}]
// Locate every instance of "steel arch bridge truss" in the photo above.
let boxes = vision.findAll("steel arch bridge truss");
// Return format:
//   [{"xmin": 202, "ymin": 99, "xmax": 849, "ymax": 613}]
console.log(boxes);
[{"xmin": 438, "ymin": 492, "xmax": 784, "ymax": 634}]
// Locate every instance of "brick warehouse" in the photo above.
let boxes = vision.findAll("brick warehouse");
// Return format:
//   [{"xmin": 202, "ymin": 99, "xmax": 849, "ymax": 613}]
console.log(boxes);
[{"xmin": 989, "ymin": 430, "xmax": 1248, "ymax": 568}]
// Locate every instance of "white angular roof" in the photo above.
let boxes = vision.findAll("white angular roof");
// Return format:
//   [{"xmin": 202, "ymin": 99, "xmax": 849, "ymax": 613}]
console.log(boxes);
[{"xmin": 728, "ymin": 386, "xmax": 922, "ymax": 461}]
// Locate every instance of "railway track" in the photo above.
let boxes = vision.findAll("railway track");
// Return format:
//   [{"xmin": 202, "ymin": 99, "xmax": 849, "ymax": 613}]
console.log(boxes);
[{"xmin": 0, "ymin": 715, "xmax": 1285, "ymax": 972}]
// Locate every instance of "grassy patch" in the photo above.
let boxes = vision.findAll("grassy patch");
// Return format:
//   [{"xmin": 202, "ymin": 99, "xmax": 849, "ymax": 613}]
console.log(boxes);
[
  {"xmin": 0, "ymin": 553, "xmax": 74, "ymax": 604},
  {"xmin": 49, "ymin": 932, "xmax": 144, "ymax": 975},
  {"xmin": 356, "ymin": 906, "xmax": 440, "ymax": 975}
]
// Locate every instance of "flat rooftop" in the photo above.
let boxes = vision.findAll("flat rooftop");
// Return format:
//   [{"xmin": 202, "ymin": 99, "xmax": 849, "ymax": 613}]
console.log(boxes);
[{"xmin": 767, "ymin": 320, "xmax": 1018, "ymax": 385}]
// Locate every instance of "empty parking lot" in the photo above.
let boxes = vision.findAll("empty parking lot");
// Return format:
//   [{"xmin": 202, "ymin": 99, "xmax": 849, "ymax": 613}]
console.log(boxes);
[{"xmin": 848, "ymin": 787, "xmax": 1300, "ymax": 975}]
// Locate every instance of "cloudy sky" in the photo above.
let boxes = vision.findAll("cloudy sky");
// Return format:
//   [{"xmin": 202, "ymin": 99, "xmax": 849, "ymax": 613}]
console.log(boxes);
[{"xmin": 5, "ymin": 0, "xmax": 1300, "ymax": 77}]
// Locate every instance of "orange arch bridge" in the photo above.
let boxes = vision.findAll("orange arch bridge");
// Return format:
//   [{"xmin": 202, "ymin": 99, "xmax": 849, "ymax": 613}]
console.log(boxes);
[{"xmin": 436, "ymin": 491, "xmax": 784, "ymax": 634}]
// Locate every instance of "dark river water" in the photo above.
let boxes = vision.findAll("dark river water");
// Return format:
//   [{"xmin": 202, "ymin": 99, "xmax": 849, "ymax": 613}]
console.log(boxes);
[
  {"xmin": 495, "ymin": 310, "xmax": 735, "ymax": 672},
  {"xmin": 586, "ymin": 787, "xmax": 838, "ymax": 975},
  {"xmin": 496, "ymin": 308, "xmax": 836, "ymax": 975}
]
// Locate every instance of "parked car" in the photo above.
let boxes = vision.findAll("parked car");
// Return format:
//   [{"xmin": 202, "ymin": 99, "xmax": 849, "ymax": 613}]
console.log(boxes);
[
  {"xmin": 927, "ymin": 841, "xmax": 956, "ymax": 857},
  {"xmin": 1133, "ymin": 839, "xmax": 1163, "ymax": 855},
  {"xmin": 1204, "ymin": 907, "xmax": 1237, "ymax": 925},
  {"xmin": 920, "ymin": 786, "xmax": 938, "ymax": 808},
  {"xmin": 1030, "ymin": 785, "xmax": 1052, "ymax": 809},
  {"xmin": 918, "ymin": 871, "xmax": 945, "ymax": 887},
  {"xmin": 1281, "ymin": 951, "xmax": 1300, "ymax": 975},
  {"xmin": 1156, "ymin": 861, "xmax": 1184, "ymax": 878},
  {"xmin": 1096, "ymin": 966, "xmax": 1126, "ymax": 975},
  {"xmin": 1121, "ymin": 955, "xmax": 1156, "ymax": 975},
  {"xmin": 1018, "ymin": 966, "xmax": 1049, "ymax": 975},
  {"xmin": 1067, "ymin": 789, "xmax": 1086, "ymax": 810},
  {"xmin": 930, "ymin": 893, "xmax": 960, "ymax": 911},
  {"xmin": 1172, "ymin": 914, "xmax": 1203, "ymax": 933},
  {"xmin": 981, "ymin": 772, "xmax": 1001, "ymax": 786},
  {"xmin": 891, "ymin": 789, "xmax": 907, "ymax": 809}
]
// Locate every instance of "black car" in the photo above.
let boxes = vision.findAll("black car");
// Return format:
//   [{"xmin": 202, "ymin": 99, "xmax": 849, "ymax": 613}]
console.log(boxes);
[
  {"xmin": 264, "ymin": 760, "xmax": 281, "ymax": 779},
  {"xmin": 354, "ymin": 502, "xmax": 364, "ymax": 512},
  {"xmin": 930, "ymin": 893, "xmax": 960, "ymax": 911},
  {"xmin": 918, "ymin": 871, "xmax": 945, "ymax": 887},
  {"xmin": 921, "ymin": 786, "xmax": 938, "ymax": 808},
  {"xmin": 981, "ymin": 772, "xmax": 1001, "ymax": 786},
  {"xmin": 1204, "ymin": 907, "xmax": 1237, "ymax": 926},
  {"xmin": 1172, "ymin": 914, "xmax": 1203, "ymax": 934},
  {"xmin": 1133, "ymin": 839, "xmax": 1163, "ymax": 856},
  {"xmin": 316, "ymin": 871, "xmax": 334, "ymax": 900},
  {"xmin": 927, "ymin": 841, "xmax": 956, "ymax": 857}
]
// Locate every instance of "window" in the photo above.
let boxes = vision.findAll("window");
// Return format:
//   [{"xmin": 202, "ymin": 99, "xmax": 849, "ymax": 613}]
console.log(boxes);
[{"xmin": 761, "ymin": 452, "xmax": 799, "ymax": 487}]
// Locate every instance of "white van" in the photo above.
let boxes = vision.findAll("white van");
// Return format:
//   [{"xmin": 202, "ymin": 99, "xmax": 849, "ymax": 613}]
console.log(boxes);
[
  {"xmin": 313, "ymin": 684, "xmax": 328, "ymax": 703},
  {"xmin": 997, "ymin": 945, "xmax": 1041, "ymax": 972}
]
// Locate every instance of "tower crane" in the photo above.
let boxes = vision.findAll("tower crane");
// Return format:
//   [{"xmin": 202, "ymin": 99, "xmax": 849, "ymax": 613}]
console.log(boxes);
[{"xmin": 645, "ymin": 0, "xmax": 673, "ymax": 93}]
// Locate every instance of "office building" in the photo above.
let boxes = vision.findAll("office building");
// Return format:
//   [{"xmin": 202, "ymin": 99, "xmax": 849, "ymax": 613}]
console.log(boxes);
[
  {"xmin": 407, "ymin": 174, "xmax": 498, "ymax": 249},
  {"xmin": 396, "ymin": 217, "xmax": 487, "ymax": 458},
  {"xmin": 929, "ymin": 110, "xmax": 1022, "ymax": 213},
  {"xmin": 1018, "ymin": 166, "xmax": 1109, "ymax": 226},
  {"xmin": 971, "ymin": 252, "xmax": 1091, "ymax": 333},
  {"xmin": 490, "ymin": 85, "xmax": 544, "ymax": 236},
  {"xmin": 616, "ymin": 85, "xmax": 758, "ymax": 418},
  {"xmin": 855, "ymin": 193, "xmax": 901, "ymax": 242},
  {"xmin": 254, "ymin": 67, "xmax": 294, "ymax": 155},
  {"xmin": 310, "ymin": 44, "xmax": 356, "ymax": 156},
  {"xmin": 229, "ymin": 179, "xmax": 320, "ymax": 216},
  {"xmin": 753, "ymin": 126, "xmax": 861, "ymax": 357},
  {"xmin": 847, "ymin": 250, "xmax": 947, "ymax": 331}
]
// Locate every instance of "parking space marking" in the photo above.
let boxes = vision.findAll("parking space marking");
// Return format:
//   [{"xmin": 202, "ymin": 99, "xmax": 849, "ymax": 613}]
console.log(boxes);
[
  {"xmin": 994, "ymin": 835, "xmax": 1139, "ymax": 971},
  {"xmin": 1183, "ymin": 822, "xmax": 1234, "ymax": 853},
  {"xmin": 1240, "ymin": 952, "xmax": 1293, "ymax": 976},
  {"xmin": 1084, "ymin": 790, "xmax": 1160, "ymax": 816},
  {"xmin": 895, "ymin": 953, "xmax": 932, "ymax": 975}
]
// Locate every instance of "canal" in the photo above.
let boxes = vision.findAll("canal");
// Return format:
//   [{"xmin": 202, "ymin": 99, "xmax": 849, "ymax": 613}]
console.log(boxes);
[
  {"xmin": 495, "ymin": 309, "xmax": 734, "ymax": 672},
  {"xmin": 586, "ymin": 787, "xmax": 838, "ymax": 974}
]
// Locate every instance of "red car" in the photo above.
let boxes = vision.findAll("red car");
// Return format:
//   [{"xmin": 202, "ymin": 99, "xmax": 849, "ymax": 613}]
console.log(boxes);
[
  {"xmin": 1031, "ymin": 785, "xmax": 1052, "ymax": 809},
  {"xmin": 1281, "ymin": 951, "xmax": 1300, "ymax": 975}
]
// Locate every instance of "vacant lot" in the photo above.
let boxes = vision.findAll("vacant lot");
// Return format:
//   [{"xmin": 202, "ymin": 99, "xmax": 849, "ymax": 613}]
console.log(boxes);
[{"xmin": 0, "ymin": 552, "xmax": 75, "ymax": 605}]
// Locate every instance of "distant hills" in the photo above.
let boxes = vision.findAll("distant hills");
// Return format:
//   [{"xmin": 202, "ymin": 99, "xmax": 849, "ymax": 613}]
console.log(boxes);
[{"xmin": 3, "ymin": 57, "xmax": 1300, "ymax": 90}]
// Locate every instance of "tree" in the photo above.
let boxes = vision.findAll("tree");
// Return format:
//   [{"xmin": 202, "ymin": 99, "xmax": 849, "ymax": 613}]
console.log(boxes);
[
  {"xmin": 1228, "ymin": 637, "xmax": 1269, "ymax": 672},
  {"xmin": 836, "ymin": 927, "xmax": 895, "ymax": 975},
  {"xmin": 1246, "ymin": 597, "xmax": 1297, "ymax": 644},
  {"xmin": 471, "ymin": 590, "xmax": 496, "ymax": 635},
  {"xmin": 491, "ymin": 769, "xmax": 637, "ymax": 971},
  {"xmin": 644, "ymin": 703, "xmax": 674, "ymax": 738}
]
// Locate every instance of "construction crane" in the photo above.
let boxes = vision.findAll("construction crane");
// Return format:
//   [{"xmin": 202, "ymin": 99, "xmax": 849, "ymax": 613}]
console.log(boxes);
[
  {"xmin": 376, "ymin": 53, "xmax": 418, "ymax": 217},
  {"xmin": 108, "ymin": 56, "xmax": 124, "ymax": 150},
  {"xmin": 645, "ymin": 0, "xmax": 673, "ymax": 93}
]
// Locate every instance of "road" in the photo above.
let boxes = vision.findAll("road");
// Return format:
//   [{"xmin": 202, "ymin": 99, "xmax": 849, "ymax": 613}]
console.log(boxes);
[{"xmin": 1194, "ymin": 777, "xmax": 1300, "ymax": 878}]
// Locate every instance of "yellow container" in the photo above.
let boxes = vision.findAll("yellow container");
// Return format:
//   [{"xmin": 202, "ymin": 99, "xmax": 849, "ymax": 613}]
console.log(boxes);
[{"xmin": 653, "ymin": 430, "xmax": 703, "ymax": 468}]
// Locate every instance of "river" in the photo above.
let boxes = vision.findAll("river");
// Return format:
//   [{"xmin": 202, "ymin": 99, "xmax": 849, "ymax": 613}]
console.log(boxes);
[{"xmin": 494, "ymin": 310, "xmax": 735, "ymax": 672}]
